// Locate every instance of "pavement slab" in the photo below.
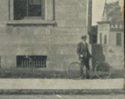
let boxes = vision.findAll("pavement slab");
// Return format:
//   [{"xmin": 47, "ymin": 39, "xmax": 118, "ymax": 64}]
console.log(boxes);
[
  {"xmin": 0, "ymin": 79, "xmax": 124, "ymax": 90},
  {"xmin": 0, "ymin": 79, "xmax": 124, "ymax": 94}
]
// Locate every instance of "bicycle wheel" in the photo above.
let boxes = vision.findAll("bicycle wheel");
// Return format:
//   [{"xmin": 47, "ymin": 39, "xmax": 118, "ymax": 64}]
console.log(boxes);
[
  {"xmin": 67, "ymin": 62, "xmax": 81, "ymax": 78},
  {"xmin": 95, "ymin": 63, "xmax": 111, "ymax": 79}
]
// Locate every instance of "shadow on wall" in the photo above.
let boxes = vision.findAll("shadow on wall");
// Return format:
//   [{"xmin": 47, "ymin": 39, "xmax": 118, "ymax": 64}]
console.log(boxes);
[{"xmin": 92, "ymin": 44, "xmax": 106, "ymax": 71}]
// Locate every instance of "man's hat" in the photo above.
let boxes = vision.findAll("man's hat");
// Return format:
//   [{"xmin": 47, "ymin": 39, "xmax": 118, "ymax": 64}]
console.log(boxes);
[{"xmin": 81, "ymin": 35, "xmax": 87, "ymax": 39}]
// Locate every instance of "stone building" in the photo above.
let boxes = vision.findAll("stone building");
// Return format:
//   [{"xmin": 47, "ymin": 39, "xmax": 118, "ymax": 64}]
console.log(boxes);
[
  {"xmin": 97, "ymin": 1, "xmax": 124, "ymax": 47},
  {"xmin": 0, "ymin": 0, "xmax": 92, "ymax": 72},
  {"xmin": 95, "ymin": 1, "xmax": 124, "ymax": 72}
]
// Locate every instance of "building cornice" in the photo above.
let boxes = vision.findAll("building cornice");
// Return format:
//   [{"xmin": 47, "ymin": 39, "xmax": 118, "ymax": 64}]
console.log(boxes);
[{"xmin": 97, "ymin": 21, "xmax": 110, "ymax": 24}]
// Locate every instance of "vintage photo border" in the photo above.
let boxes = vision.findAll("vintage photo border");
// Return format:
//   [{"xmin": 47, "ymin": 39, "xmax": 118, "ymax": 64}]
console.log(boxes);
[{"xmin": 0, "ymin": 0, "xmax": 124, "ymax": 95}]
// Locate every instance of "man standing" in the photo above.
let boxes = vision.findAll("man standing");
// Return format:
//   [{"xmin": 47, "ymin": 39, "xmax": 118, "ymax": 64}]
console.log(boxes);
[{"xmin": 77, "ymin": 35, "xmax": 91, "ymax": 79}]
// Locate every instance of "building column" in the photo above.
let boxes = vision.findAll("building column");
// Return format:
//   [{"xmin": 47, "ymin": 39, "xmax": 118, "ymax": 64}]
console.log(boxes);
[
  {"xmin": 45, "ymin": 0, "xmax": 54, "ymax": 21},
  {"xmin": 9, "ymin": 0, "xmax": 14, "ymax": 20},
  {"xmin": 87, "ymin": 0, "xmax": 92, "ymax": 40}
]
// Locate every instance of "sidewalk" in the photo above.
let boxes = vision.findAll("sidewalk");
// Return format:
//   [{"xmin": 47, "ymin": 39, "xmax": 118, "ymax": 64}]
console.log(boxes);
[{"xmin": 0, "ymin": 79, "xmax": 124, "ymax": 94}]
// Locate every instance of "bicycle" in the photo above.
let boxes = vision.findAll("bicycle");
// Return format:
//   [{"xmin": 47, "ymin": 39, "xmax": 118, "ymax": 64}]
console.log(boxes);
[
  {"xmin": 67, "ymin": 61, "xmax": 111, "ymax": 79},
  {"xmin": 94, "ymin": 61, "xmax": 111, "ymax": 79}
]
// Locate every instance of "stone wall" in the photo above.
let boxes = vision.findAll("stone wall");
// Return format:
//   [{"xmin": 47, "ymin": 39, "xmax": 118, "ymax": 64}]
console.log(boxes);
[
  {"xmin": 0, "ymin": 26, "xmax": 85, "ymax": 70},
  {"xmin": 0, "ymin": 0, "xmax": 90, "ymax": 72},
  {"xmin": 109, "ymin": 31, "xmax": 124, "ymax": 47},
  {"xmin": 92, "ymin": 44, "xmax": 124, "ymax": 70},
  {"xmin": 55, "ymin": 0, "xmax": 88, "ymax": 28}
]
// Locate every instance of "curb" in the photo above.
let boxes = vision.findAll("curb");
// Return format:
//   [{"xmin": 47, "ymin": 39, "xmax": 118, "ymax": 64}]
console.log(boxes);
[{"xmin": 0, "ymin": 89, "xmax": 124, "ymax": 95}]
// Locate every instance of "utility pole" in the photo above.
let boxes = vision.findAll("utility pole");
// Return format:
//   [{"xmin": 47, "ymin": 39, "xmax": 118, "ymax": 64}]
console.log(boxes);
[{"xmin": 88, "ymin": 0, "xmax": 92, "ymax": 43}]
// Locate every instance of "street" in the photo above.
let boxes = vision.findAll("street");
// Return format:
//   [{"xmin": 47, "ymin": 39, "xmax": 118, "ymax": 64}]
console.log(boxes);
[{"xmin": 0, "ymin": 94, "xmax": 125, "ymax": 99}]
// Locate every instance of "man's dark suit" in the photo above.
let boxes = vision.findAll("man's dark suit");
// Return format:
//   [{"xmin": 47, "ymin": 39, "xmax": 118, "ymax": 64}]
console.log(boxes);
[{"xmin": 77, "ymin": 42, "xmax": 91, "ymax": 78}]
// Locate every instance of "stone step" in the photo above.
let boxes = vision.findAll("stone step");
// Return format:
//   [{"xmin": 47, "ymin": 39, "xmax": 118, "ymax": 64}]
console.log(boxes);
[
  {"xmin": 0, "ymin": 79, "xmax": 124, "ymax": 94},
  {"xmin": 0, "ymin": 79, "xmax": 123, "ymax": 89}
]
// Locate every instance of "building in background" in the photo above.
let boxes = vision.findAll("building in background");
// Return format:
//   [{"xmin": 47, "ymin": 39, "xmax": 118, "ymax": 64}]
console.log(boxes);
[
  {"xmin": 97, "ymin": 1, "xmax": 124, "ymax": 47},
  {"xmin": 94, "ymin": 1, "xmax": 124, "ymax": 73}
]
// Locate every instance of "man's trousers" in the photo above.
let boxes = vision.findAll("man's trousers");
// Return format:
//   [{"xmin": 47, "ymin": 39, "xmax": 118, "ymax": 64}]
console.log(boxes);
[{"xmin": 80, "ymin": 58, "xmax": 90, "ymax": 78}]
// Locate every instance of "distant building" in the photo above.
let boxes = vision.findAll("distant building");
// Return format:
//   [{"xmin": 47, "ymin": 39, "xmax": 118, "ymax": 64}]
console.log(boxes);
[
  {"xmin": 0, "ymin": 0, "xmax": 92, "ymax": 71},
  {"xmin": 95, "ymin": 1, "xmax": 124, "ymax": 71},
  {"xmin": 97, "ymin": 1, "xmax": 124, "ymax": 47}
]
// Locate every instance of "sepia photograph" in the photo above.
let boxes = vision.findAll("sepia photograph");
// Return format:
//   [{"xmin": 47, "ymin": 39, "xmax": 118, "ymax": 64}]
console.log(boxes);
[{"xmin": 0, "ymin": 0, "xmax": 124, "ymax": 98}]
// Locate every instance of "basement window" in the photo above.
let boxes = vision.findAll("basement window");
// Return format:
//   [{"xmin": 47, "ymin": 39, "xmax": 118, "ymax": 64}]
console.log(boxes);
[{"xmin": 16, "ymin": 55, "xmax": 47, "ymax": 68}]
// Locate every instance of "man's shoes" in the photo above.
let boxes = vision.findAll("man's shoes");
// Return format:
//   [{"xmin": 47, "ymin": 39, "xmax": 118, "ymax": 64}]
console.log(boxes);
[
  {"xmin": 86, "ymin": 76, "xmax": 90, "ymax": 79},
  {"xmin": 80, "ymin": 74, "xmax": 90, "ymax": 79},
  {"xmin": 80, "ymin": 75, "xmax": 85, "ymax": 79}
]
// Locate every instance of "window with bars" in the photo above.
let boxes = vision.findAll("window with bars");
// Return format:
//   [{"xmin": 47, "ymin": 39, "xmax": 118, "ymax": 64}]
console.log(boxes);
[
  {"xmin": 16, "ymin": 55, "xmax": 47, "ymax": 68},
  {"xmin": 14, "ymin": 0, "xmax": 44, "ymax": 20}
]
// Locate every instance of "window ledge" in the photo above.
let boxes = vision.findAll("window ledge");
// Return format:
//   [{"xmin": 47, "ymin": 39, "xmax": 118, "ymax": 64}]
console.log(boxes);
[{"xmin": 7, "ymin": 20, "xmax": 56, "ymax": 25}]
